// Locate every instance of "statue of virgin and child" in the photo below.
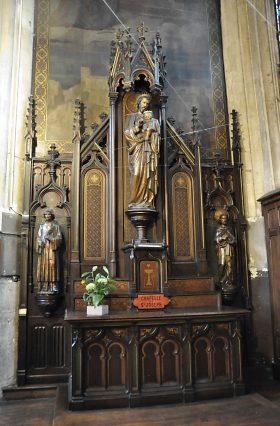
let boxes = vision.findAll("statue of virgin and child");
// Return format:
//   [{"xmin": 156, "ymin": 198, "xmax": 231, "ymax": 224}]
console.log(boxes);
[{"xmin": 124, "ymin": 94, "xmax": 160, "ymax": 210}]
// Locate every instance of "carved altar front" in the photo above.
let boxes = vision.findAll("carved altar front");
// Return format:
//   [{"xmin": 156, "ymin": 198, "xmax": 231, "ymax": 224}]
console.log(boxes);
[{"xmin": 66, "ymin": 307, "xmax": 247, "ymax": 410}]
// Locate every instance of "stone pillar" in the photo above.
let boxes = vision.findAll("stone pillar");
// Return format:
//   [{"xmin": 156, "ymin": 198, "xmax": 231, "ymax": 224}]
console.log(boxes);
[
  {"xmin": 221, "ymin": 0, "xmax": 280, "ymax": 362},
  {"xmin": 0, "ymin": 0, "xmax": 34, "ymax": 394}
]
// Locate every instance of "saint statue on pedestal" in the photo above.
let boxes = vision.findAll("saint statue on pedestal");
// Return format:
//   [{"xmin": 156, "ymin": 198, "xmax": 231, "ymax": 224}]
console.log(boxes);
[
  {"xmin": 215, "ymin": 212, "xmax": 236, "ymax": 289},
  {"xmin": 124, "ymin": 94, "xmax": 160, "ymax": 209},
  {"xmin": 36, "ymin": 208, "xmax": 62, "ymax": 293}
]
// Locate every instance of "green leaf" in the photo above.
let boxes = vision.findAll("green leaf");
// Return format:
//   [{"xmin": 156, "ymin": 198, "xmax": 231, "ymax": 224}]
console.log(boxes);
[
  {"xmin": 103, "ymin": 265, "xmax": 109, "ymax": 275},
  {"xmin": 81, "ymin": 272, "xmax": 91, "ymax": 278},
  {"xmin": 91, "ymin": 293, "xmax": 104, "ymax": 308},
  {"xmin": 83, "ymin": 293, "xmax": 90, "ymax": 303},
  {"xmin": 86, "ymin": 283, "xmax": 96, "ymax": 292},
  {"xmin": 95, "ymin": 273, "xmax": 102, "ymax": 281},
  {"xmin": 92, "ymin": 265, "xmax": 98, "ymax": 272}
]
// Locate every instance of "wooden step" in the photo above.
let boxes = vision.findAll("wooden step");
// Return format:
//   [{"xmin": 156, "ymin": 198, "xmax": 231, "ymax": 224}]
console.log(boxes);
[
  {"xmin": 170, "ymin": 292, "xmax": 221, "ymax": 309},
  {"xmin": 74, "ymin": 279, "xmax": 129, "ymax": 295},
  {"xmin": 2, "ymin": 384, "xmax": 57, "ymax": 401},
  {"xmin": 75, "ymin": 278, "xmax": 215, "ymax": 296},
  {"xmin": 168, "ymin": 277, "xmax": 214, "ymax": 294},
  {"xmin": 74, "ymin": 291, "xmax": 221, "ymax": 311}
]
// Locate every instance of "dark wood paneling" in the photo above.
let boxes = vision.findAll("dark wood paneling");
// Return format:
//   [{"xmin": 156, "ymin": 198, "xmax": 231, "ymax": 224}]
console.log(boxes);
[
  {"xmin": 260, "ymin": 190, "xmax": 280, "ymax": 378},
  {"xmin": 50, "ymin": 325, "xmax": 65, "ymax": 368},
  {"xmin": 27, "ymin": 318, "xmax": 70, "ymax": 382},
  {"xmin": 31, "ymin": 326, "xmax": 47, "ymax": 369}
]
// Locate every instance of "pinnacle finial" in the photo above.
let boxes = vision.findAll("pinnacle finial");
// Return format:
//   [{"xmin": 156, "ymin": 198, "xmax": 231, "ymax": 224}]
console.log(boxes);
[{"xmin": 136, "ymin": 22, "xmax": 149, "ymax": 41}]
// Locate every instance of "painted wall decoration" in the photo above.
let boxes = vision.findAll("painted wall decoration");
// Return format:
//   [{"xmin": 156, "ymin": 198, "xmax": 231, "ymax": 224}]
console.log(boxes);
[{"xmin": 33, "ymin": 0, "xmax": 228, "ymax": 156}]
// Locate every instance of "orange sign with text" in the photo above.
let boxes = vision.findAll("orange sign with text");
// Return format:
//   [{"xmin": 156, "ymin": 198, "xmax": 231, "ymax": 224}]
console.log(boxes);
[{"xmin": 133, "ymin": 294, "xmax": 170, "ymax": 310}]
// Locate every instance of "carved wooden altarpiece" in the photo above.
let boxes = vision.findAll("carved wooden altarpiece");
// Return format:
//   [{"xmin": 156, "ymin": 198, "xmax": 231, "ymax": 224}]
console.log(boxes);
[{"xmin": 18, "ymin": 28, "xmax": 250, "ymax": 408}]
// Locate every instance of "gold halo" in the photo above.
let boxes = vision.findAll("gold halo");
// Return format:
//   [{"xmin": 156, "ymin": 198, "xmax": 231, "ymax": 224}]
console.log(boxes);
[
  {"xmin": 124, "ymin": 92, "xmax": 151, "ymax": 114},
  {"xmin": 124, "ymin": 92, "xmax": 139, "ymax": 114},
  {"xmin": 136, "ymin": 93, "xmax": 151, "ymax": 106}
]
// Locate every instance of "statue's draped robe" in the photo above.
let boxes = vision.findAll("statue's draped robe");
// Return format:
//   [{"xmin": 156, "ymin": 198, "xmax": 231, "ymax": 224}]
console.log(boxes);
[
  {"xmin": 125, "ymin": 112, "xmax": 160, "ymax": 208},
  {"xmin": 36, "ymin": 220, "xmax": 62, "ymax": 292},
  {"xmin": 215, "ymin": 224, "xmax": 235, "ymax": 286}
]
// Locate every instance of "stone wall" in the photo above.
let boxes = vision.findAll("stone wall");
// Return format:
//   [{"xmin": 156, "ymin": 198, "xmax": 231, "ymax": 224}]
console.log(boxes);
[
  {"xmin": 221, "ymin": 0, "xmax": 280, "ymax": 363},
  {"xmin": 0, "ymin": 0, "xmax": 34, "ymax": 395}
]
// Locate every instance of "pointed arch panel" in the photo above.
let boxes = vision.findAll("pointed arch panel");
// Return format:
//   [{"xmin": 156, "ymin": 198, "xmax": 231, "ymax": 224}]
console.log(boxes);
[
  {"xmin": 171, "ymin": 171, "xmax": 195, "ymax": 260},
  {"xmin": 83, "ymin": 168, "xmax": 107, "ymax": 261}
]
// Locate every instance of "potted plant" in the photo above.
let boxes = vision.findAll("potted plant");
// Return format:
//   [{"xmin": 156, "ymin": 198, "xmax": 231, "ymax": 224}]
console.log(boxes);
[{"xmin": 81, "ymin": 265, "xmax": 116, "ymax": 315}]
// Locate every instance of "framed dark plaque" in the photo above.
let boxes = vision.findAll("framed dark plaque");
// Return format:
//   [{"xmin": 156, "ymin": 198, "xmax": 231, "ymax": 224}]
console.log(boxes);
[{"xmin": 139, "ymin": 260, "xmax": 160, "ymax": 292}]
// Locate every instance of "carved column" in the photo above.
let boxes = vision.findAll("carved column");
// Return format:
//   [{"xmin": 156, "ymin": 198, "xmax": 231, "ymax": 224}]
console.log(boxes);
[
  {"xmin": 160, "ymin": 94, "xmax": 169, "ymax": 249},
  {"xmin": 18, "ymin": 96, "xmax": 37, "ymax": 385},
  {"xmin": 231, "ymin": 110, "xmax": 250, "ymax": 308},
  {"xmin": 197, "ymin": 149, "xmax": 205, "ymax": 255},
  {"xmin": 109, "ymin": 92, "xmax": 119, "ymax": 277},
  {"xmin": 70, "ymin": 99, "xmax": 84, "ymax": 277},
  {"xmin": 192, "ymin": 107, "xmax": 207, "ymax": 274},
  {"xmin": 70, "ymin": 328, "xmax": 84, "ymax": 409}
]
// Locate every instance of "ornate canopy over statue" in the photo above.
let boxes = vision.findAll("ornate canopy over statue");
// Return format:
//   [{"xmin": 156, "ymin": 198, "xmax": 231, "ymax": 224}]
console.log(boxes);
[{"xmin": 108, "ymin": 23, "xmax": 166, "ymax": 94}]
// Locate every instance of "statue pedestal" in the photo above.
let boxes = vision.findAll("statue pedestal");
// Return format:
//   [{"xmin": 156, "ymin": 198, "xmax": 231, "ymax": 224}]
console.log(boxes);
[
  {"xmin": 125, "ymin": 207, "xmax": 167, "ymax": 297},
  {"xmin": 36, "ymin": 292, "xmax": 62, "ymax": 317},
  {"xmin": 218, "ymin": 283, "xmax": 238, "ymax": 305},
  {"xmin": 123, "ymin": 242, "xmax": 168, "ymax": 296},
  {"xmin": 126, "ymin": 207, "xmax": 158, "ymax": 244}
]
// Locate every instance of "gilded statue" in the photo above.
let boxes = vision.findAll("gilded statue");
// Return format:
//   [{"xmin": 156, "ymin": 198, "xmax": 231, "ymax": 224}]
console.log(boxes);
[
  {"xmin": 124, "ymin": 95, "xmax": 160, "ymax": 209},
  {"xmin": 215, "ymin": 212, "xmax": 236, "ymax": 289},
  {"xmin": 36, "ymin": 208, "xmax": 62, "ymax": 293}
]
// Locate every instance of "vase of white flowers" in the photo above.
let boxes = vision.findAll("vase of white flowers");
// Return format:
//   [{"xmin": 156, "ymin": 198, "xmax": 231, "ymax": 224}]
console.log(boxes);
[{"xmin": 81, "ymin": 265, "xmax": 116, "ymax": 316}]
